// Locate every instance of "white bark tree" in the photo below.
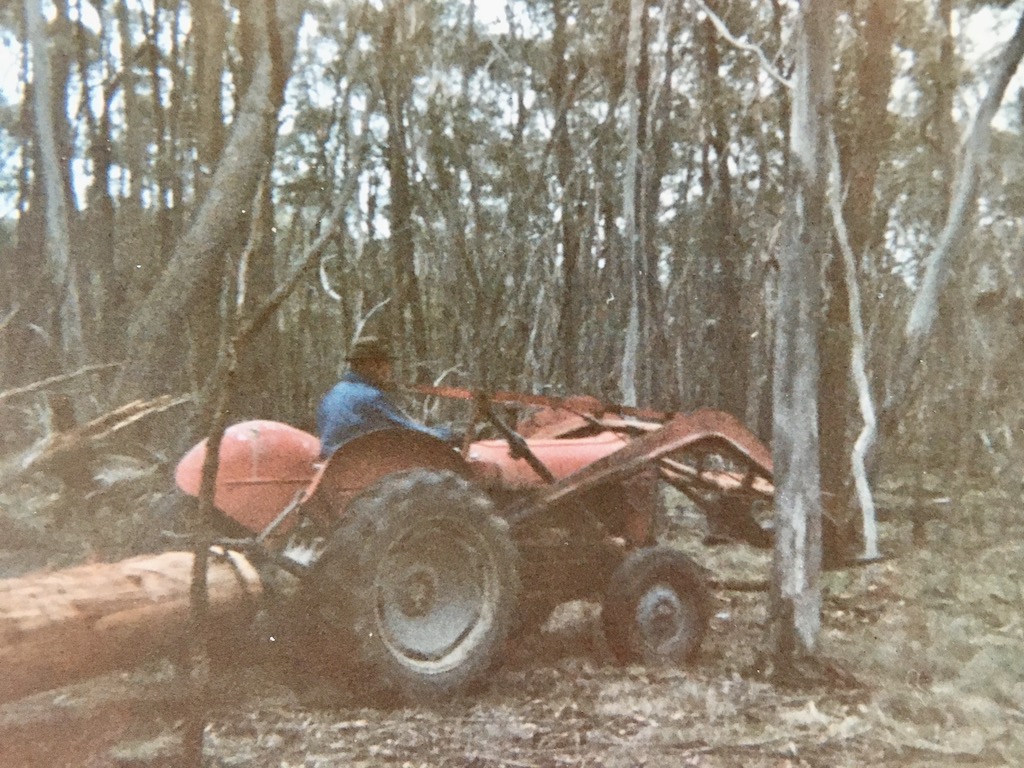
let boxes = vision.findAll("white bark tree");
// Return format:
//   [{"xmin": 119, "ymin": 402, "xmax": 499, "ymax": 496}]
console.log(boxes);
[
  {"xmin": 881, "ymin": 10, "xmax": 1024, "ymax": 431},
  {"xmin": 25, "ymin": 0, "xmax": 86, "ymax": 371},
  {"xmin": 619, "ymin": 0, "xmax": 645, "ymax": 407},
  {"xmin": 768, "ymin": 0, "xmax": 834, "ymax": 676}
]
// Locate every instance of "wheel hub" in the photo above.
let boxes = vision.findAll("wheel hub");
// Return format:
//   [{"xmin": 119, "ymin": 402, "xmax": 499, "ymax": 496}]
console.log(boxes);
[
  {"xmin": 376, "ymin": 523, "xmax": 495, "ymax": 665},
  {"xmin": 636, "ymin": 584, "xmax": 688, "ymax": 650},
  {"xmin": 397, "ymin": 568, "xmax": 438, "ymax": 618}
]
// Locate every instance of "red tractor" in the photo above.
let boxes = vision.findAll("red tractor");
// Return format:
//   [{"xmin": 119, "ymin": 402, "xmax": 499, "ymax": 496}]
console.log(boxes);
[{"xmin": 175, "ymin": 390, "xmax": 776, "ymax": 703}]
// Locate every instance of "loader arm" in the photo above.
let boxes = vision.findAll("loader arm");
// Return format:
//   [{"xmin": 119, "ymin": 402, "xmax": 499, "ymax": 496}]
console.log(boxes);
[{"xmin": 506, "ymin": 409, "xmax": 773, "ymax": 526}]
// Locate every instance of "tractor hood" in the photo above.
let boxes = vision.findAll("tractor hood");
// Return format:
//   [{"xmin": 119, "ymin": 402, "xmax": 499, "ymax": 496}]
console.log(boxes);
[{"xmin": 463, "ymin": 431, "xmax": 630, "ymax": 490}]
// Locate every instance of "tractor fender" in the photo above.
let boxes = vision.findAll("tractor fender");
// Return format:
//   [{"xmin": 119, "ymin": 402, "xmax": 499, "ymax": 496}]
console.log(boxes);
[{"xmin": 305, "ymin": 428, "xmax": 469, "ymax": 523}]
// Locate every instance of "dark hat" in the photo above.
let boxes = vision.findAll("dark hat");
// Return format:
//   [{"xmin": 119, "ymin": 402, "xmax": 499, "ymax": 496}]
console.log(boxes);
[{"xmin": 346, "ymin": 336, "xmax": 393, "ymax": 362}]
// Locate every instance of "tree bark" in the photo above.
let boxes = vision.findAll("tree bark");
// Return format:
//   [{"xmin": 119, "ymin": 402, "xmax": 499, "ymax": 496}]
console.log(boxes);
[
  {"xmin": 699, "ymin": 9, "xmax": 746, "ymax": 417},
  {"xmin": 381, "ymin": 2, "xmax": 429, "ymax": 377},
  {"xmin": 114, "ymin": 0, "xmax": 302, "ymax": 401},
  {"xmin": 193, "ymin": 0, "xmax": 228, "ymax": 200},
  {"xmin": 828, "ymin": 131, "xmax": 879, "ymax": 560},
  {"xmin": 25, "ymin": 0, "xmax": 87, "ymax": 372},
  {"xmin": 0, "ymin": 549, "xmax": 262, "ymax": 704},
  {"xmin": 552, "ymin": 0, "xmax": 582, "ymax": 393},
  {"xmin": 619, "ymin": 0, "xmax": 645, "ymax": 407},
  {"xmin": 768, "ymin": 0, "xmax": 834, "ymax": 676},
  {"xmin": 819, "ymin": 0, "xmax": 895, "ymax": 542}
]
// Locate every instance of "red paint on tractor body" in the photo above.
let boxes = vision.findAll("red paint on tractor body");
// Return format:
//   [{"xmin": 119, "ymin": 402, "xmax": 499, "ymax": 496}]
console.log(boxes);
[
  {"xmin": 175, "ymin": 420, "xmax": 320, "ymax": 534},
  {"xmin": 465, "ymin": 432, "xmax": 629, "ymax": 490},
  {"xmin": 173, "ymin": 395, "xmax": 776, "ymax": 550},
  {"xmin": 305, "ymin": 429, "xmax": 469, "ymax": 523},
  {"xmin": 175, "ymin": 421, "xmax": 472, "ymax": 535}
]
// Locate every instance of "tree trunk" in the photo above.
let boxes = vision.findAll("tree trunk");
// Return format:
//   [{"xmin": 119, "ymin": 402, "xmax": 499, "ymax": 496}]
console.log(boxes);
[
  {"xmin": 552, "ymin": 0, "xmax": 582, "ymax": 393},
  {"xmin": 819, "ymin": 0, "xmax": 896, "ymax": 542},
  {"xmin": 768, "ymin": 0, "xmax": 834, "ymax": 677},
  {"xmin": 144, "ymin": 2, "xmax": 173, "ymax": 268},
  {"xmin": 381, "ymin": 2, "xmax": 429, "ymax": 378},
  {"xmin": 25, "ymin": 0, "xmax": 87, "ymax": 373},
  {"xmin": 880, "ymin": 9, "xmax": 1024, "ymax": 436},
  {"xmin": 699, "ymin": 10, "xmax": 746, "ymax": 417},
  {"xmin": 193, "ymin": 0, "xmax": 228, "ymax": 201},
  {"xmin": 0, "ymin": 550, "xmax": 262, "ymax": 704},
  {"xmin": 113, "ymin": 0, "xmax": 302, "ymax": 401},
  {"xmin": 619, "ymin": 0, "xmax": 645, "ymax": 407}
]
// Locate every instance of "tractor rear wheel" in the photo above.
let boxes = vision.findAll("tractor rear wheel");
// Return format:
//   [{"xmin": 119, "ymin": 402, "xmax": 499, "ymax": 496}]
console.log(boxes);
[
  {"xmin": 310, "ymin": 469, "xmax": 519, "ymax": 703},
  {"xmin": 602, "ymin": 546, "xmax": 711, "ymax": 666}
]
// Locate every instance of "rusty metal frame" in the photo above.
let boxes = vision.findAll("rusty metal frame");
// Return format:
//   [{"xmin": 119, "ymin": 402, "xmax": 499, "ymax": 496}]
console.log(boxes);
[{"xmin": 506, "ymin": 409, "xmax": 774, "ymax": 526}]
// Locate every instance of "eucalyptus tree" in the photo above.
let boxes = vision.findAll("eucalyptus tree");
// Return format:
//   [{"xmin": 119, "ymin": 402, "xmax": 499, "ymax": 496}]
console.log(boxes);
[
  {"xmin": 819, "ymin": 0, "xmax": 897, "ymax": 528},
  {"xmin": 768, "ymin": 0, "xmax": 833, "ymax": 675},
  {"xmin": 114, "ymin": 0, "xmax": 304, "ymax": 400},
  {"xmin": 23, "ymin": 0, "xmax": 86, "ymax": 376}
]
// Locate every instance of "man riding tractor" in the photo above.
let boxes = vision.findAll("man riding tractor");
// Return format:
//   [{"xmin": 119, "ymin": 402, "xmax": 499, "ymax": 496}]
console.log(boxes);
[{"xmin": 317, "ymin": 336, "xmax": 453, "ymax": 457}]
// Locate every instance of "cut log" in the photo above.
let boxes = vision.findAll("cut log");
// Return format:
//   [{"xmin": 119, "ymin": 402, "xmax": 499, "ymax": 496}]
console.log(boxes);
[{"xmin": 0, "ymin": 548, "xmax": 262, "ymax": 704}]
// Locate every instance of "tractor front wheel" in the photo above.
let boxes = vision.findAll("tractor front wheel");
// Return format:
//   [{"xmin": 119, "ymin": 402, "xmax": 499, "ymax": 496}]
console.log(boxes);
[
  {"xmin": 311, "ymin": 469, "xmax": 519, "ymax": 704},
  {"xmin": 602, "ymin": 546, "xmax": 711, "ymax": 667}
]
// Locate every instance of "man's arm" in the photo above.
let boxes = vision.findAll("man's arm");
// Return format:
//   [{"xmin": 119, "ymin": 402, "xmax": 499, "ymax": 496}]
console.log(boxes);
[{"xmin": 360, "ymin": 389, "xmax": 454, "ymax": 442}]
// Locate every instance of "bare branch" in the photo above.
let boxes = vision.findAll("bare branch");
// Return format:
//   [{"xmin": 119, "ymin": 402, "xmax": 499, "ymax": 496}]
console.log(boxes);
[
  {"xmin": 351, "ymin": 297, "xmax": 392, "ymax": 345},
  {"xmin": 690, "ymin": 0, "xmax": 792, "ymax": 89},
  {"xmin": 0, "ymin": 363, "xmax": 123, "ymax": 406},
  {"xmin": 318, "ymin": 255, "xmax": 343, "ymax": 302},
  {"xmin": 237, "ymin": 135, "xmax": 368, "ymax": 342},
  {"xmin": 236, "ymin": 203, "xmax": 347, "ymax": 342},
  {"xmin": 1, "ymin": 393, "xmax": 191, "ymax": 487}
]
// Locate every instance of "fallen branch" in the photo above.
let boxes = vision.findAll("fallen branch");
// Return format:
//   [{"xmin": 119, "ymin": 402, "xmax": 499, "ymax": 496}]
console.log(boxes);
[
  {"xmin": 0, "ymin": 362, "xmax": 123, "ymax": 406},
  {"xmin": 0, "ymin": 393, "xmax": 190, "ymax": 487},
  {"xmin": 29, "ymin": 394, "xmax": 190, "ymax": 466}
]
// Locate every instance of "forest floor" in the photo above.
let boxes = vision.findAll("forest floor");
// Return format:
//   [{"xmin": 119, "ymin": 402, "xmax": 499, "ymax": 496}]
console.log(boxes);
[{"xmin": 2, "ymin": 473, "xmax": 1024, "ymax": 767}]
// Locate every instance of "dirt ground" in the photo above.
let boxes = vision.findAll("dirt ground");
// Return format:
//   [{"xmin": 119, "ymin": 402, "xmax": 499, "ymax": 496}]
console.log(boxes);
[{"xmin": 2, "ymin": 478, "xmax": 1024, "ymax": 767}]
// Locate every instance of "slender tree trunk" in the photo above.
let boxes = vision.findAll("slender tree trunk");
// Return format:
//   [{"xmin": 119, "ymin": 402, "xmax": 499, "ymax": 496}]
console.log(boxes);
[
  {"xmin": 699, "ymin": 10, "xmax": 746, "ymax": 417},
  {"xmin": 25, "ymin": 0, "xmax": 87, "ymax": 372},
  {"xmin": 880, "ymin": 9, "xmax": 1024, "ymax": 436},
  {"xmin": 619, "ymin": 0, "xmax": 645, "ymax": 407},
  {"xmin": 769, "ymin": 0, "xmax": 834, "ymax": 677},
  {"xmin": 116, "ymin": 0, "xmax": 146, "ymax": 208},
  {"xmin": 113, "ymin": 0, "xmax": 302, "ymax": 401},
  {"xmin": 380, "ymin": 2, "xmax": 429, "ymax": 377},
  {"xmin": 639, "ymin": 7, "xmax": 679, "ymax": 408},
  {"xmin": 820, "ymin": 0, "xmax": 896, "ymax": 542},
  {"xmin": 192, "ymin": 0, "xmax": 227, "ymax": 203},
  {"xmin": 144, "ymin": 2, "xmax": 173, "ymax": 267},
  {"xmin": 552, "ymin": 0, "xmax": 581, "ymax": 393}
]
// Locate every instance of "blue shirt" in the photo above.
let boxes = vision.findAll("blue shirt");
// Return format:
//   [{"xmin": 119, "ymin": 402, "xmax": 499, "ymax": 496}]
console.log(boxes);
[{"xmin": 316, "ymin": 371, "xmax": 451, "ymax": 457}]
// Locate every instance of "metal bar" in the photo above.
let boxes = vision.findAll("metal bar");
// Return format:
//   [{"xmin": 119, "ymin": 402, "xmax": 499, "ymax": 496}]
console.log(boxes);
[
  {"xmin": 255, "ymin": 490, "xmax": 305, "ymax": 544},
  {"xmin": 480, "ymin": 399, "xmax": 557, "ymax": 484},
  {"xmin": 659, "ymin": 457, "xmax": 774, "ymax": 497},
  {"xmin": 404, "ymin": 384, "xmax": 674, "ymax": 422}
]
